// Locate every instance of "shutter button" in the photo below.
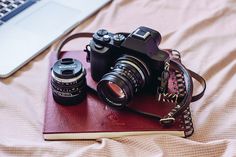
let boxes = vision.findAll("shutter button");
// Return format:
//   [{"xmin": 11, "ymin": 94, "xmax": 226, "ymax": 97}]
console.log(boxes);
[
  {"xmin": 103, "ymin": 35, "xmax": 111, "ymax": 42},
  {"xmin": 113, "ymin": 34, "xmax": 125, "ymax": 45},
  {"xmin": 97, "ymin": 29, "xmax": 108, "ymax": 36}
]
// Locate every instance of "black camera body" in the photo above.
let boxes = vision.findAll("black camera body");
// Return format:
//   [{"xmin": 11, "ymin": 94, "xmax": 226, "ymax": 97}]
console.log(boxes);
[
  {"xmin": 89, "ymin": 26, "xmax": 169, "ymax": 81},
  {"xmin": 88, "ymin": 26, "xmax": 170, "ymax": 107}
]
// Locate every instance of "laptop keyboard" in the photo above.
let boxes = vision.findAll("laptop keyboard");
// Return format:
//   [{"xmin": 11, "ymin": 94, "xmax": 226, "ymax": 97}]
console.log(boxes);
[{"xmin": 0, "ymin": 0, "xmax": 37, "ymax": 24}]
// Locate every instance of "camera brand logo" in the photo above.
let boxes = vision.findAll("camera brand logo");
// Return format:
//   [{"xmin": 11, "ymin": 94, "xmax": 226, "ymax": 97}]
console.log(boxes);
[{"xmin": 59, "ymin": 64, "xmax": 77, "ymax": 69}]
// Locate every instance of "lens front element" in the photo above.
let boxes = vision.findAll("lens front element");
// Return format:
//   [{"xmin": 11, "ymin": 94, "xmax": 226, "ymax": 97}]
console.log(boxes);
[
  {"xmin": 97, "ymin": 55, "xmax": 150, "ymax": 108},
  {"xmin": 107, "ymin": 81, "xmax": 125, "ymax": 99}
]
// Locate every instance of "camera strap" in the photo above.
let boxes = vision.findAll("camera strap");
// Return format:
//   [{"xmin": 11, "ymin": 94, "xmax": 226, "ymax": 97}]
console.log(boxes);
[
  {"xmin": 56, "ymin": 32, "xmax": 94, "ymax": 59},
  {"xmin": 55, "ymin": 32, "xmax": 206, "ymax": 127},
  {"xmin": 127, "ymin": 58, "xmax": 206, "ymax": 126}
]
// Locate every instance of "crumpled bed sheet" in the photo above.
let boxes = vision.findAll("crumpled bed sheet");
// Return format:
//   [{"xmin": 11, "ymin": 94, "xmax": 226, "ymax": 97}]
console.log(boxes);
[{"xmin": 1, "ymin": 0, "xmax": 236, "ymax": 156}]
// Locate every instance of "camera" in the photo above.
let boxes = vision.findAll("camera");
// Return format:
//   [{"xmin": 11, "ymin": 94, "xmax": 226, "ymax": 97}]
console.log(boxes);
[
  {"xmin": 88, "ymin": 26, "xmax": 170, "ymax": 108},
  {"xmin": 50, "ymin": 26, "xmax": 206, "ymax": 126}
]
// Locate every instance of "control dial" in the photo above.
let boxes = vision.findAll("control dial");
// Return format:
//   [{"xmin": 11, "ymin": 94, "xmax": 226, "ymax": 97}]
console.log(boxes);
[{"xmin": 113, "ymin": 34, "xmax": 125, "ymax": 45}]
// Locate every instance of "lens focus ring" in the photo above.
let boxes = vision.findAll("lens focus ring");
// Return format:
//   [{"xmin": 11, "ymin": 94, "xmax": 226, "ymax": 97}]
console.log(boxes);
[{"xmin": 113, "ymin": 64, "xmax": 140, "ymax": 93}]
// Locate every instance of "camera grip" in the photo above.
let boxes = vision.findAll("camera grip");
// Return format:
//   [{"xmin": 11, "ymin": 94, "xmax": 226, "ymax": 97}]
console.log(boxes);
[{"xmin": 90, "ymin": 46, "xmax": 113, "ymax": 82}]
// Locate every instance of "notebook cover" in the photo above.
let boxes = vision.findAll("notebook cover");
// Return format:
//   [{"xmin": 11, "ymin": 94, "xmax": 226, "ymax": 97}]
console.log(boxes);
[{"xmin": 43, "ymin": 51, "xmax": 190, "ymax": 140}]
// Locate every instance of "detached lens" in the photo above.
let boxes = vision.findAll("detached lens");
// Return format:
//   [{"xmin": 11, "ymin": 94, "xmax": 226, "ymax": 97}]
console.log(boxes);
[
  {"xmin": 51, "ymin": 58, "xmax": 87, "ymax": 105},
  {"xmin": 97, "ymin": 55, "xmax": 150, "ymax": 108}
]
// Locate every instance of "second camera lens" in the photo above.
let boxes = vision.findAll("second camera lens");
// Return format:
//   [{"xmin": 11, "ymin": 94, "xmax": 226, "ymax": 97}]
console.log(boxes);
[{"xmin": 51, "ymin": 58, "xmax": 87, "ymax": 105}]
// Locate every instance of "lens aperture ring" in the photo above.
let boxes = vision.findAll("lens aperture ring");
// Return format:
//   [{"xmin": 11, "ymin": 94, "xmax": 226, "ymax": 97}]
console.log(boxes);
[
  {"xmin": 51, "ymin": 79, "xmax": 86, "ymax": 96},
  {"xmin": 116, "ymin": 55, "xmax": 151, "ymax": 83},
  {"xmin": 113, "ymin": 64, "xmax": 141, "ymax": 93}
]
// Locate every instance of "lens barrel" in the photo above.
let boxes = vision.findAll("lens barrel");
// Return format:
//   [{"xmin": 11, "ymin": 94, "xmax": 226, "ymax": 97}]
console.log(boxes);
[
  {"xmin": 51, "ymin": 58, "xmax": 87, "ymax": 105},
  {"xmin": 97, "ymin": 55, "xmax": 151, "ymax": 108}
]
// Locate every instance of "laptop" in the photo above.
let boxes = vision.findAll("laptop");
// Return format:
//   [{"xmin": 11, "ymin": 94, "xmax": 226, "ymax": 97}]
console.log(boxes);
[{"xmin": 0, "ymin": 0, "xmax": 111, "ymax": 78}]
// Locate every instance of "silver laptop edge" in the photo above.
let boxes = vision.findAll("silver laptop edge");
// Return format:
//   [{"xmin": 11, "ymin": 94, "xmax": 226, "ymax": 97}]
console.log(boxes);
[{"xmin": 0, "ymin": 0, "xmax": 111, "ymax": 78}]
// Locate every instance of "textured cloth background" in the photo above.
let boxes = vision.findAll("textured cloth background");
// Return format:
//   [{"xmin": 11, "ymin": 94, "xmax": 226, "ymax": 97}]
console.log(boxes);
[{"xmin": 1, "ymin": 0, "xmax": 236, "ymax": 156}]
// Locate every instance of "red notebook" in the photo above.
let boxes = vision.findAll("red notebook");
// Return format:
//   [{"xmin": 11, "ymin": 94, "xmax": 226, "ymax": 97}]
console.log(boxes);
[{"xmin": 43, "ymin": 51, "xmax": 193, "ymax": 140}]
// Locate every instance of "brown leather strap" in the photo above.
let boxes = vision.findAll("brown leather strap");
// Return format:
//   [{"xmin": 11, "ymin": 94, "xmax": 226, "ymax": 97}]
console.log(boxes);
[
  {"xmin": 188, "ymin": 69, "xmax": 206, "ymax": 102},
  {"xmin": 165, "ymin": 49, "xmax": 206, "ymax": 102},
  {"xmin": 160, "ymin": 59, "xmax": 193, "ymax": 123},
  {"xmin": 56, "ymin": 32, "xmax": 93, "ymax": 59}
]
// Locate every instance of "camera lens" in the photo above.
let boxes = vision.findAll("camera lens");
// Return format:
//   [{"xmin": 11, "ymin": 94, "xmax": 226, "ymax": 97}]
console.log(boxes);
[
  {"xmin": 51, "ymin": 58, "xmax": 87, "ymax": 105},
  {"xmin": 97, "ymin": 55, "xmax": 151, "ymax": 108},
  {"xmin": 107, "ymin": 81, "xmax": 125, "ymax": 98}
]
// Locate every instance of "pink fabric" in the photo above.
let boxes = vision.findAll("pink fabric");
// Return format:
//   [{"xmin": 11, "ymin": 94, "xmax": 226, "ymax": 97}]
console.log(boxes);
[{"xmin": 1, "ymin": 0, "xmax": 236, "ymax": 156}]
